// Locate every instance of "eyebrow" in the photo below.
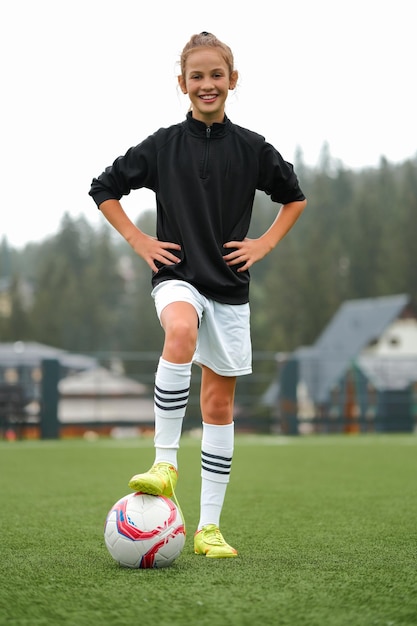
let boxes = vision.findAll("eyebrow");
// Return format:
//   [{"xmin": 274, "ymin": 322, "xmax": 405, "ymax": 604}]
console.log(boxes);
[{"xmin": 188, "ymin": 67, "xmax": 225, "ymax": 74}]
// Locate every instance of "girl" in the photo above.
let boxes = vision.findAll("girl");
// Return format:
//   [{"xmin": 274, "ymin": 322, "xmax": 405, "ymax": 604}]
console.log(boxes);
[{"xmin": 89, "ymin": 32, "xmax": 306, "ymax": 558}]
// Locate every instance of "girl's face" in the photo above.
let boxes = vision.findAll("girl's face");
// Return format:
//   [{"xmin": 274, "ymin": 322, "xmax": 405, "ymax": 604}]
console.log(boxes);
[{"xmin": 178, "ymin": 48, "xmax": 237, "ymax": 125}]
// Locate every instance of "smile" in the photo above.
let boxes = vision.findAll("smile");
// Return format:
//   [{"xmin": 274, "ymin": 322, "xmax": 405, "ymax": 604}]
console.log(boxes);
[{"xmin": 199, "ymin": 94, "xmax": 217, "ymax": 102}]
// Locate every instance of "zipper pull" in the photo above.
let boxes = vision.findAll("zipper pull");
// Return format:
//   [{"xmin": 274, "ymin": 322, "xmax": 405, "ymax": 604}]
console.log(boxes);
[{"xmin": 206, "ymin": 126, "xmax": 211, "ymax": 138}]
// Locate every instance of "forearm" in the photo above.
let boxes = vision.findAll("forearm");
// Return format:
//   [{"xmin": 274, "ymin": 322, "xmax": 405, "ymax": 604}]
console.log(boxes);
[
  {"xmin": 99, "ymin": 199, "xmax": 145, "ymax": 248},
  {"xmin": 223, "ymin": 199, "xmax": 306, "ymax": 271},
  {"xmin": 99, "ymin": 198, "xmax": 181, "ymax": 272},
  {"xmin": 259, "ymin": 199, "xmax": 306, "ymax": 252}
]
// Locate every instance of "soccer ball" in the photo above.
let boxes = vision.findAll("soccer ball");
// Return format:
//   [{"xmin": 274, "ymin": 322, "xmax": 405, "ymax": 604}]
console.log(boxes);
[{"xmin": 104, "ymin": 492, "xmax": 186, "ymax": 569}]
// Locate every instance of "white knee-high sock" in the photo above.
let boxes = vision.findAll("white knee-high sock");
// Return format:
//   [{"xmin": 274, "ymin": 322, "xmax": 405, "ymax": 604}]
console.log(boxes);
[
  {"xmin": 153, "ymin": 357, "xmax": 192, "ymax": 468},
  {"xmin": 198, "ymin": 422, "xmax": 234, "ymax": 530}
]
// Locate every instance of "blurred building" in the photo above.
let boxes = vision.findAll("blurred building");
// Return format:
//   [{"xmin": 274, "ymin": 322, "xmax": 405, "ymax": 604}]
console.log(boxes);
[
  {"xmin": 275, "ymin": 294, "xmax": 417, "ymax": 434},
  {"xmin": 0, "ymin": 343, "xmax": 155, "ymax": 438},
  {"xmin": 58, "ymin": 366, "xmax": 154, "ymax": 437}
]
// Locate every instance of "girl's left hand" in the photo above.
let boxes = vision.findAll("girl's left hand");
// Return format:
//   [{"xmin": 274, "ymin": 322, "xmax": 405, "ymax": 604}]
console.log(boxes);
[{"xmin": 223, "ymin": 238, "xmax": 272, "ymax": 272}]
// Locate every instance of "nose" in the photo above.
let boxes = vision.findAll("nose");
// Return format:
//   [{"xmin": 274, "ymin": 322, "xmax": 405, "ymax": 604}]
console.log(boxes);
[{"xmin": 201, "ymin": 76, "xmax": 214, "ymax": 91}]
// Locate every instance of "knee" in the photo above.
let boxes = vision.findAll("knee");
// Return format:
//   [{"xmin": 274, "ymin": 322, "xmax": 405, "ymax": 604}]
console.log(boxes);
[
  {"xmin": 204, "ymin": 392, "xmax": 234, "ymax": 423},
  {"xmin": 164, "ymin": 318, "xmax": 197, "ymax": 360}
]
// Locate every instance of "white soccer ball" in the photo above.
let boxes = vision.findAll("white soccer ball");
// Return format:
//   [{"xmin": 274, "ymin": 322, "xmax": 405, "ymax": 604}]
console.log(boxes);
[{"xmin": 104, "ymin": 492, "xmax": 186, "ymax": 569}]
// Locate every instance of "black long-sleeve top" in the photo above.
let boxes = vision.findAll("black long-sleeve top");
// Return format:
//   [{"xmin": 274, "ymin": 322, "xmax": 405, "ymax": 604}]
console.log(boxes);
[{"xmin": 89, "ymin": 113, "xmax": 305, "ymax": 304}]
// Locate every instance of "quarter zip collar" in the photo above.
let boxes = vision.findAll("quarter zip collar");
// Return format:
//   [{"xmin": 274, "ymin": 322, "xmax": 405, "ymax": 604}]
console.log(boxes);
[{"xmin": 184, "ymin": 111, "xmax": 231, "ymax": 138}]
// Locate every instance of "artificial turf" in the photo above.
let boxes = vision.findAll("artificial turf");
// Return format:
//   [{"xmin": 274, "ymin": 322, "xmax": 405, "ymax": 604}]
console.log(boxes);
[{"xmin": 0, "ymin": 434, "xmax": 416, "ymax": 625}]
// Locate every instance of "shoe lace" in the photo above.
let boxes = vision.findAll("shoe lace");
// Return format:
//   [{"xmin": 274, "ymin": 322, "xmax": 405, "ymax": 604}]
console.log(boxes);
[
  {"xmin": 204, "ymin": 525, "xmax": 224, "ymax": 545},
  {"xmin": 149, "ymin": 464, "xmax": 163, "ymax": 476},
  {"xmin": 156, "ymin": 463, "xmax": 186, "ymax": 535}
]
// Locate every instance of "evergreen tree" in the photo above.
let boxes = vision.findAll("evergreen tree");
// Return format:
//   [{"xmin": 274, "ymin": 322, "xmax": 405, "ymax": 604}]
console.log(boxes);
[
  {"xmin": 31, "ymin": 214, "xmax": 93, "ymax": 350},
  {"xmin": 3, "ymin": 156, "xmax": 416, "ymax": 361},
  {"xmin": 0, "ymin": 237, "xmax": 12, "ymax": 279},
  {"xmin": 81, "ymin": 225, "xmax": 126, "ymax": 351},
  {"xmin": 394, "ymin": 159, "xmax": 417, "ymax": 300},
  {"xmin": 4, "ymin": 275, "xmax": 32, "ymax": 340}
]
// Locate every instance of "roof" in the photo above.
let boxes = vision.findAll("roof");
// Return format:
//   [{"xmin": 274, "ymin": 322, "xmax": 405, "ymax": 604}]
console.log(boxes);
[
  {"xmin": 296, "ymin": 294, "xmax": 411, "ymax": 403},
  {"xmin": 0, "ymin": 341, "xmax": 97, "ymax": 370},
  {"xmin": 58, "ymin": 367, "xmax": 148, "ymax": 396},
  {"xmin": 23, "ymin": 366, "xmax": 154, "ymax": 424},
  {"xmin": 315, "ymin": 294, "xmax": 410, "ymax": 352},
  {"xmin": 58, "ymin": 367, "xmax": 152, "ymax": 424}
]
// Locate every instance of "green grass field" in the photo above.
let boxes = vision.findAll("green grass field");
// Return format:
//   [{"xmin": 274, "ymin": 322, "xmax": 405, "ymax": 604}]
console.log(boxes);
[{"xmin": 1, "ymin": 434, "xmax": 416, "ymax": 626}]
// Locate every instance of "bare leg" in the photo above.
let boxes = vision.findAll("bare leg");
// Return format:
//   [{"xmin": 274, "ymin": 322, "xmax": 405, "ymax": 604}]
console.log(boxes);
[
  {"xmin": 197, "ymin": 366, "xmax": 237, "ymax": 536},
  {"xmin": 200, "ymin": 366, "xmax": 236, "ymax": 425},
  {"xmin": 160, "ymin": 301, "xmax": 199, "ymax": 363},
  {"xmin": 129, "ymin": 301, "xmax": 199, "ymax": 493}
]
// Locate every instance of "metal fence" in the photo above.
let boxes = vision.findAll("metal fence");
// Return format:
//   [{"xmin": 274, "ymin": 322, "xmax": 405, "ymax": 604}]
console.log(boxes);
[{"xmin": 0, "ymin": 351, "xmax": 416, "ymax": 438}]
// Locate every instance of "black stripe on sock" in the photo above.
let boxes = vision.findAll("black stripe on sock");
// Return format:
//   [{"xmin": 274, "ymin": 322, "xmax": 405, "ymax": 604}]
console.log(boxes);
[
  {"xmin": 202, "ymin": 450, "xmax": 232, "ymax": 463},
  {"xmin": 154, "ymin": 400, "xmax": 188, "ymax": 411},
  {"xmin": 201, "ymin": 450, "xmax": 232, "ymax": 475},
  {"xmin": 202, "ymin": 457, "xmax": 231, "ymax": 470},
  {"xmin": 154, "ymin": 385, "xmax": 189, "ymax": 412},
  {"xmin": 154, "ymin": 391, "xmax": 189, "ymax": 404},
  {"xmin": 155, "ymin": 384, "xmax": 190, "ymax": 395},
  {"xmin": 201, "ymin": 464, "xmax": 231, "ymax": 476}
]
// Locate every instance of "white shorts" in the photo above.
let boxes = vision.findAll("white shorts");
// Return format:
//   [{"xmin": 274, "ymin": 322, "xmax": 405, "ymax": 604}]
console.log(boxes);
[{"xmin": 151, "ymin": 280, "xmax": 252, "ymax": 377}]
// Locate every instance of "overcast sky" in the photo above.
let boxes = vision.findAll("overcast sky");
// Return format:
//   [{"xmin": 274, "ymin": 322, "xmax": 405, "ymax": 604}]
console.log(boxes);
[{"xmin": 1, "ymin": 0, "xmax": 416, "ymax": 248}]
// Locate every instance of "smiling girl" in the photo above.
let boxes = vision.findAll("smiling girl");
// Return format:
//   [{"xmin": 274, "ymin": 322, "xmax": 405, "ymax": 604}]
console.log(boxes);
[{"xmin": 89, "ymin": 32, "xmax": 306, "ymax": 559}]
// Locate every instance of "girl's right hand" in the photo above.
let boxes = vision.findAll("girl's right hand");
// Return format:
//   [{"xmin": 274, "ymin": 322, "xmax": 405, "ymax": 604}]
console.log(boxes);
[
  {"xmin": 98, "ymin": 199, "xmax": 181, "ymax": 272},
  {"xmin": 129, "ymin": 231, "xmax": 181, "ymax": 273}
]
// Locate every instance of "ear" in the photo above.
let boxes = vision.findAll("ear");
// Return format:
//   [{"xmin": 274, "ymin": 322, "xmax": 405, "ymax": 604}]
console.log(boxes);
[
  {"xmin": 229, "ymin": 70, "xmax": 238, "ymax": 90},
  {"xmin": 178, "ymin": 75, "xmax": 188, "ymax": 94}
]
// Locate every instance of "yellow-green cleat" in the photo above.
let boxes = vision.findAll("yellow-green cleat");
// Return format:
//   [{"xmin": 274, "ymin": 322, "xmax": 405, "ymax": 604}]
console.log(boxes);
[
  {"xmin": 194, "ymin": 524, "xmax": 238, "ymax": 558},
  {"xmin": 128, "ymin": 462, "xmax": 178, "ymax": 497}
]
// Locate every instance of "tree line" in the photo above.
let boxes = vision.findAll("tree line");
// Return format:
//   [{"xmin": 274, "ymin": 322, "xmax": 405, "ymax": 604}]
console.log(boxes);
[{"xmin": 1, "ymin": 150, "xmax": 416, "ymax": 361}]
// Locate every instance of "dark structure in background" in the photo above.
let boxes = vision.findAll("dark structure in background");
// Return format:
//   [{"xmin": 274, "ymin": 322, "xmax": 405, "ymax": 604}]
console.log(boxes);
[
  {"xmin": 0, "ymin": 382, "xmax": 26, "ymax": 439},
  {"xmin": 0, "ymin": 342, "xmax": 154, "ymax": 439},
  {"xmin": 277, "ymin": 294, "xmax": 417, "ymax": 434},
  {"xmin": 0, "ymin": 342, "xmax": 97, "ymax": 438},
  {"xmin": 2, "ymin": 294, "xmax": 417, "ymax": 439}
]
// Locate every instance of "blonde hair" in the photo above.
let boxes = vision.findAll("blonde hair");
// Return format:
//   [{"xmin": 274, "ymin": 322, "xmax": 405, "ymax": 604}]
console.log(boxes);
[{"xmin": 180, "ymin": 32, "xmax": 235, "ymax": 77}]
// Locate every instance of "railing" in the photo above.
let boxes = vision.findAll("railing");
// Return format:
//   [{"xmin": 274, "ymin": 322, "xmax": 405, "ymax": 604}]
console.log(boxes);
[{"xmin": 0, "ymin": 351, "xmax": 416, "ymax": 438}]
